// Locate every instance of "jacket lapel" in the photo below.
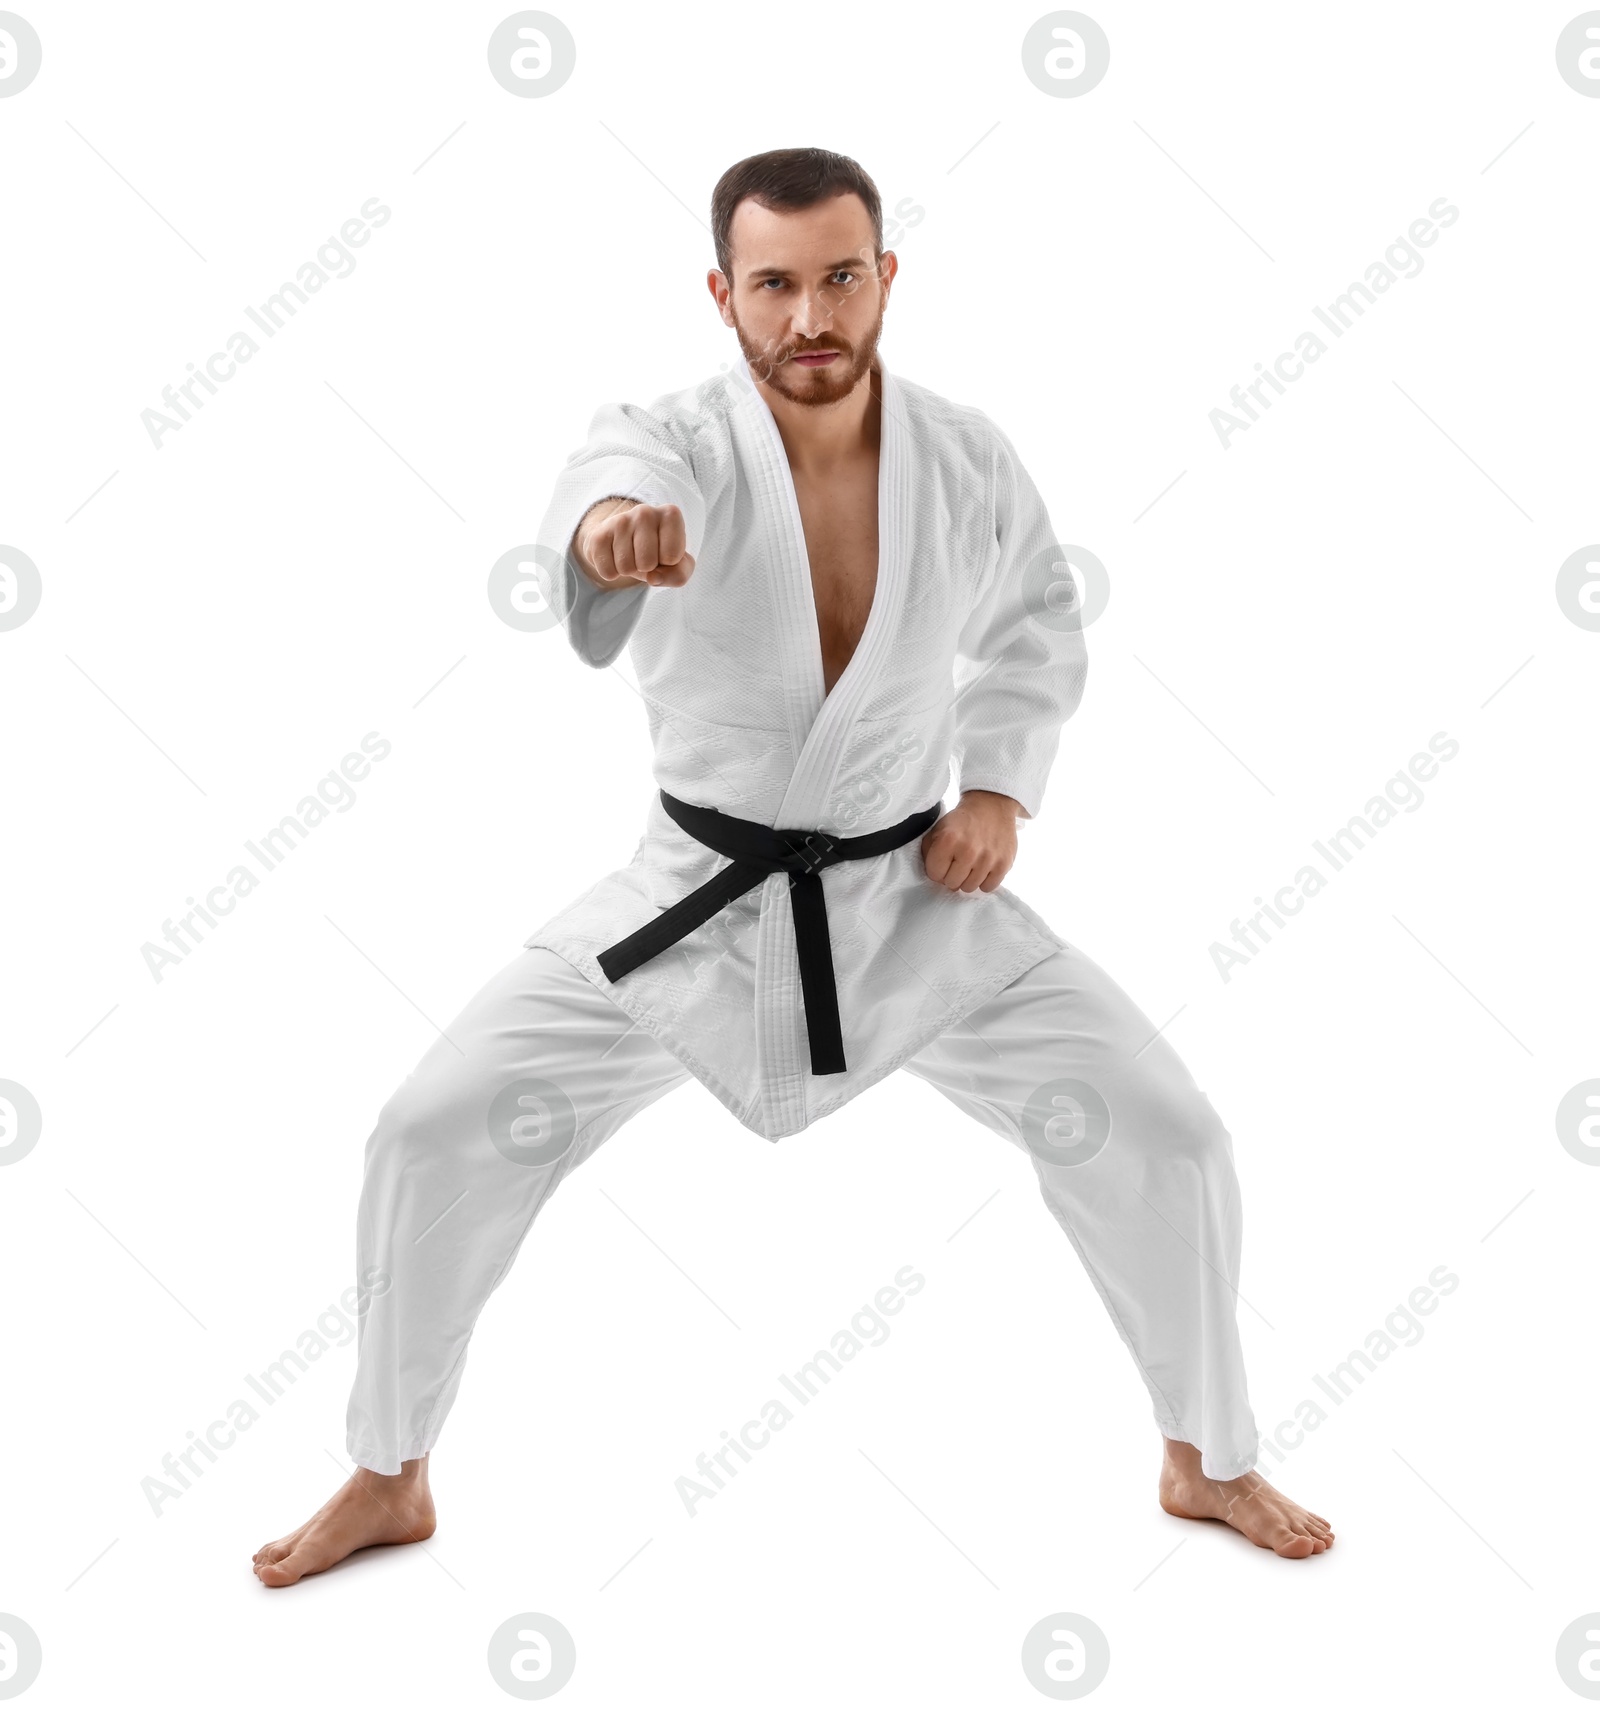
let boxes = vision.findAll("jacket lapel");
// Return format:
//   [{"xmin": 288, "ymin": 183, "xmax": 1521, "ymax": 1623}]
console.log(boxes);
[{"xmin": 730, "ymin": 352, "xmax": 908, "ymax": 831}]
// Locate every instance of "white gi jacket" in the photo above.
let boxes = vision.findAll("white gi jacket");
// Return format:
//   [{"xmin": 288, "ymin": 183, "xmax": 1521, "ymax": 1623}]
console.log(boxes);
[{"xmin": 524, "ymin": 354, "xmax": 1088, "ymax": 1141}]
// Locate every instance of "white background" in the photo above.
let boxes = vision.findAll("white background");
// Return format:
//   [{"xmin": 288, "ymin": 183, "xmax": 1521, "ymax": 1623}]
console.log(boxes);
[{"xmin": 2, "ymin": 1, "xmax": 1597, "ymax": 1706}]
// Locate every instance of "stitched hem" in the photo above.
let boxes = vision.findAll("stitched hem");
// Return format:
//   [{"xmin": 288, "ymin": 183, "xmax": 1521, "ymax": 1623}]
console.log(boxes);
[
  {"xmin": 1199, "ymin": 1443, "xmax": 1261, "ymax": 1481},
  {"xmin": 346, "ymin": 1436, "xmax": 436, "ymax": 1478},
  {"xmin": 1154, "ymin": 1420, "xmax": 1261, "ymax": 1481},
  {"xmin": 525, "ymin": 921, "xmax": 1069, "ymax": 1142},
  {"xmin": 794, "ymin": 934, "xmax": 1066, "ymax": 1136},
  {"xmin": 521, "ymin": 937, "xmax": 764, "ymax": 1131}
]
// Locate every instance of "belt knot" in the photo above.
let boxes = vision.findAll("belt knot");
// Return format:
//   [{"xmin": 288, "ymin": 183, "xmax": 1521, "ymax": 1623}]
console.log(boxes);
[
  {"xmin": 784, "ymin": 830, "xmax": 838, "ymax": 876},
  {"xmin": 597, "ymin": 789, "xmax": 943, "ymax": 1076}
]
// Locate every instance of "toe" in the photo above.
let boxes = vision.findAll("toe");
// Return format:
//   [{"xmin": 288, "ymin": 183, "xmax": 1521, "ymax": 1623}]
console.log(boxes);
[
  {"xmin": 1275, "ymin": 1532, "xmax": 1316, "ymax": 1559},
  {"xmin": 256, "ymin": 1550, "xmax": 310, "ymax": 1587}
]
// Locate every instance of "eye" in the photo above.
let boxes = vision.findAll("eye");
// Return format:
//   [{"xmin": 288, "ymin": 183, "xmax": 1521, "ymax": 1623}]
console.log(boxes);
[{"xmin": 832, "ymin": 271, "xmax": 857, "ymax": 285}]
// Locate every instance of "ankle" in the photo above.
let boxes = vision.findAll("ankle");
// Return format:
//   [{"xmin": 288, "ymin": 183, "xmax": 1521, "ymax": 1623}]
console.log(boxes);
[
  {"xmin": 355, "ymin": 1457, "xmax": 430, "ymax": 1495},
  {"xmin": 1161, "ymin": 1438, "xmax": 1205, "ymax": 1481}
]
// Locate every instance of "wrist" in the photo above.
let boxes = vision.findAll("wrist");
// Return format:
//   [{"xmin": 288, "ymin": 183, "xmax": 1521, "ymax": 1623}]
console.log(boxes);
[{"xmin": 960, "ymin": 787, "xmax": 1027, "ymax": 819}]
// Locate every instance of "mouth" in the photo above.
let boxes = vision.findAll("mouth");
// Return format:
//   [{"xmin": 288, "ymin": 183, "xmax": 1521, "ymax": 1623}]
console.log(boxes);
[{"xmin": 790, "ymin": 349, "xmax": 842, "ymax": 367}]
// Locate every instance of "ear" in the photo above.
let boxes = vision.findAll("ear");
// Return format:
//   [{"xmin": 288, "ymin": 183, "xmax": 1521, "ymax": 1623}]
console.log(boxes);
[{"xmin": 706, "ymin": 269, "xmax": 733, "ymax": 323}]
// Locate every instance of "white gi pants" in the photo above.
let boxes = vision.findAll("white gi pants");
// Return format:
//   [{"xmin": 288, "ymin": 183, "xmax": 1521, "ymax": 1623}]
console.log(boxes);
[{"xmin": 346, "ymin": 945, "xmax": 1260, "ymax": 1481}]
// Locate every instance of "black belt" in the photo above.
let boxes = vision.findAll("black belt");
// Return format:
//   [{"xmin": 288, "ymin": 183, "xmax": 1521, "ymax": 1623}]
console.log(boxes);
[{"xmin": 597, "ymin": 789, "xmax": 943, "ymax": 1076}]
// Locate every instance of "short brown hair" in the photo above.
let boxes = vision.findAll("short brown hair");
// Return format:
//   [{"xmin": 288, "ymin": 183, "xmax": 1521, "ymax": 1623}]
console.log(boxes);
[{"xmin": 710, "ymin": 147, "xmax": 883, "ymax": 283}]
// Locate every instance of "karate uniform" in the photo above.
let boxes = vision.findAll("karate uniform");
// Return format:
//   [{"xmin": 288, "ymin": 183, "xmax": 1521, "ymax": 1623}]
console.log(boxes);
[{"xmin": 345, "ymin": 356, "xmax": 1260, "ymax": 1481}]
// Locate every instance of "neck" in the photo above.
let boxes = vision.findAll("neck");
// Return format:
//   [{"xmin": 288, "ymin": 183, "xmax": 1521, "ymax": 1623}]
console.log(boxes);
[{"xmin": 756, "ymin": 354, "xmax": 882, "ymax": 472}]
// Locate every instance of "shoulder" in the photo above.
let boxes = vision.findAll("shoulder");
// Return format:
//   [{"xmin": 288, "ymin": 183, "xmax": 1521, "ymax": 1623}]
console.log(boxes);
[
  {"xmin": 891, "ymin": 372, "xmax": 1024, "ymax": 500},
  {"xmin": 576, "ymin": 370, "xmax": 737, "ymax": 464},
  {"xmin": 892, "ymin": 371, "xmax": 998, "ymax": 447},
  {"xmin": 611, "ymin": 371, "xmax": 738, "ymax": 447}
]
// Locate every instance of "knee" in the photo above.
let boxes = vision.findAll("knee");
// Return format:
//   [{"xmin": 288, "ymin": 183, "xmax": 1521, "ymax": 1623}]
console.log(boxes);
[
  {"xmin": 369, "ymin": 1070, "xmax": 583, "ymax": 1176},
  {"xmin": 1132, "ymin": 1084, "xmax": 1235, "ymax": 1182},
  {"xmin": 366, "ymin": 1077, "xmax": 467, "ymax": 1173}
]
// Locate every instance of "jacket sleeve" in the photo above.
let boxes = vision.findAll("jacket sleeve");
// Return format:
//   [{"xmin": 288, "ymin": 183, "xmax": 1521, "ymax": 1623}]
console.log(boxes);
[
  {"xmin": 535, "ymin": 399, "xmax": 708, "ymax": 669},
  {"xmin": 949, "ymin": 423, "xmax": 1089, "ymax": 819}
]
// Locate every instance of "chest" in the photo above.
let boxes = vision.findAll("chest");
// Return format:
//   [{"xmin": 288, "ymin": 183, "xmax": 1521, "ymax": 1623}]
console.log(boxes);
[{"xmin": 790, "ymin": 458, "xmax": 880, "ymax": 695}]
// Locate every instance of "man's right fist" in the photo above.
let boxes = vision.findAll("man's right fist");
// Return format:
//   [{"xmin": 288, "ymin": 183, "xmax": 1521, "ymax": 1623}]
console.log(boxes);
[{"xmin": 574, "ymin": 500, "xmax": 696, "ymax": 590}]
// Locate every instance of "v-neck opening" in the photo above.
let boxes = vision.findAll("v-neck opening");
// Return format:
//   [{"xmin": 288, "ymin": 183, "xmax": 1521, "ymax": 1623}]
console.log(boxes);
[
  {"xmin": 749, "ymin": 358, "xmax": 890, "ymax": 714},
  {"xmin": 727, "ymin": 350, "xmax": 907, "ymax": 830}
]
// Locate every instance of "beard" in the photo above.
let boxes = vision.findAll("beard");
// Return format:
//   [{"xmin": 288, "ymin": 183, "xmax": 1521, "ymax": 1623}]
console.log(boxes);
[{"xmin": 730, "ymin": 297, "xmax": 884, "ymax": 407}]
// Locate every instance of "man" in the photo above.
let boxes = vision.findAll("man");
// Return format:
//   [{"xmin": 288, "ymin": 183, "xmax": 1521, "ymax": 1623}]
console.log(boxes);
[{"xmin": 253, "ymin": 147, "xmax": 1332, "ymax": 1586}]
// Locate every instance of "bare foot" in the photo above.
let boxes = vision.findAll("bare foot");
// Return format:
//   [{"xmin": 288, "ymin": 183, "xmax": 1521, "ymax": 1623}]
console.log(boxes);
[
  {"xmin": 1159, "ymin": 1439, "xmax": 1334, "ymax": 1559},
  {"xmin": 253, "ymin": 1456, "xmax": 435, "ymax": 1587}
]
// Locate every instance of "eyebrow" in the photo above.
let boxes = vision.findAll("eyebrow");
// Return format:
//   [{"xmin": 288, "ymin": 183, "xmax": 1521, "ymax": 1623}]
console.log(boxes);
[{"xmin": 742, "ymin": 258, "xmax": 873, "ymax": 283}]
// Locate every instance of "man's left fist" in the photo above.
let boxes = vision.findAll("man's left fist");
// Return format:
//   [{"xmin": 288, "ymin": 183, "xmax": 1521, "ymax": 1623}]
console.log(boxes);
[{"xmin": 920, "ymin": 790, "xmax": 1028, "ymax": 893}]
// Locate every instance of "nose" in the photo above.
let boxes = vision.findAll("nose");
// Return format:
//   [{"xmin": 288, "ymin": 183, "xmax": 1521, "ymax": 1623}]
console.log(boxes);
[{"xmin": 791, "ymin": 290, "xmax": 836, "ymax": 341}]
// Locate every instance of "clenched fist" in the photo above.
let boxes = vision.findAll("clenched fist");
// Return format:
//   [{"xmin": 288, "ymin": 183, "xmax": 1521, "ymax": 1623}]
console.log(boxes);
[
  {"xmin": 573, "ymin": 499, "xmax": 697, "ymax": 591},
  {"xmin": 921, "ymin": 790, "xmax": 1029, "ymax": 892}
]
